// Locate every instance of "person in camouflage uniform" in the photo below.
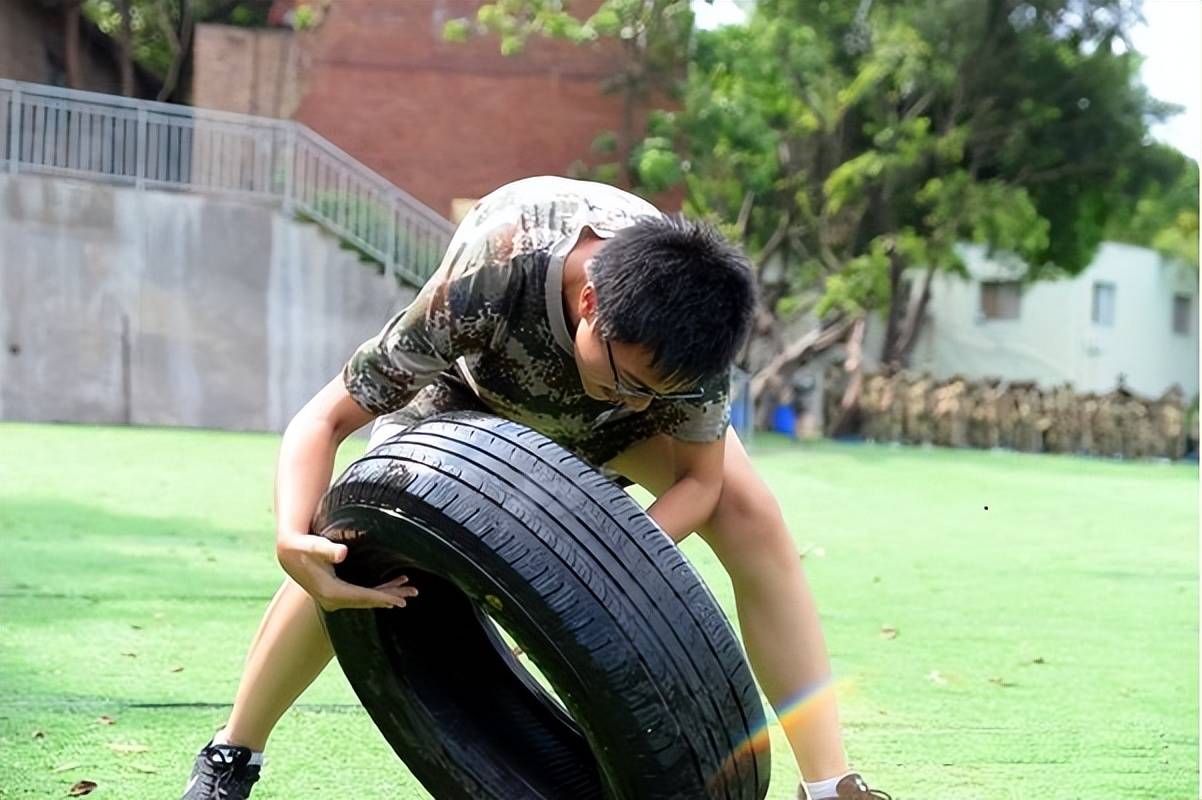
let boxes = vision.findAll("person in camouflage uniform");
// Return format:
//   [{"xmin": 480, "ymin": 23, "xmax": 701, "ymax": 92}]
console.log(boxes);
[
  {"xmin": 1124, "ymin": 397, "xmax": 1156, "ymax": 459},
  {"xmin": 859, "ymin": 371, "xmax": 889, "ymax": 442},
  {"xmin": 901, "ymin": 371, "xmax": 932, "ymax": 445},
  {"xmin": 1043, "ymin": 383, "xmax": 1078, "ymax": 455},
  {"xmin": 930, "ymin": 376, "xmax": 968, "ymax": 448},
  {"xmin": 1016, "ymin": 384, "xmax": 1052, "ymax": 454},
  {"xmin": 179, "ymin": 177, "xmax": 888, "ymax": 800},
  {"xmin": 995, "ymin": 379, "xmax": 1024, "ymax": 449},
  {"xmin": 1093, "ymin": 392, "xmax": 1123, "ymax": 457},
  {"xmin": 1189, "ymin": 396, "xmax": 1200, "ymax": 457},
  {"xmin": 1155, "ymin": 385, "xmax": 1187, "ymax": 460},
  {"xmin": 853, "ymin": 371, "xmax": 1202, "ymax": 462},
  {"xmin": 881, "ymin": 369, "xmax": 906, "ymax": 443},
  {"xmin": 929, "ymin": 378, "xmax": 951, "ymax": 447},
  {"xmin": 1078, "ymin": 392, "xmax": 1099, "ymax": 455},
  {"xmin": 966, "ymin": 378, "xmax": 999, "ymax": 449}
]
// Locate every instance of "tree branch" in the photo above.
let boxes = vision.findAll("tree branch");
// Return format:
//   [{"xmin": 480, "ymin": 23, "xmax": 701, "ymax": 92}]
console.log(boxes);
[
  {"xmin": 827, "ymin": 315, "xmax": 867, "ymax": 436},
  {"xmin": 749, "ymin": 316, "xmax": 854, "ymax": 407},
  {"xmin": 895, "ymin": 263, "xmax": 937, "ymax": 363},
  {"xmin": 157, "ymin": 0, "xmax": 193, "ymax": 102},
  {"xmin": 753, "ymin": 212, "xmax": 790, "ymax": 272},
  {"xmin": 735, "ymin": 189, "xmax": 755, "ymax": 243}
]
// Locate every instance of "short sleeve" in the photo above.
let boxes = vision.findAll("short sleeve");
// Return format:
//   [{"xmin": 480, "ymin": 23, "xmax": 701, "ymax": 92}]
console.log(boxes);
[
  {"xmin": 656, "ymin": 370, "xmax": 733, "ymax": 443},
  {"xmin": 342, "ymin": 212, "xmax": 519, "ymax": 416}
]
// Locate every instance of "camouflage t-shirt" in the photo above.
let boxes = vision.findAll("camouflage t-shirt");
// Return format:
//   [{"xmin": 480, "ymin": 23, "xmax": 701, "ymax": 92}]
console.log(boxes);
[{"xmin": 342, "ymin": 176, "xmax": 731, "ymax": 465}]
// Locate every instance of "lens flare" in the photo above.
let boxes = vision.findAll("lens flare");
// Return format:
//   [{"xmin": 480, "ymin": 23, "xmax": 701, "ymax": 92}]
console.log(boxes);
[{"xmin": 709, "ymin": 675, "xmax": 845, "ymax": 788}]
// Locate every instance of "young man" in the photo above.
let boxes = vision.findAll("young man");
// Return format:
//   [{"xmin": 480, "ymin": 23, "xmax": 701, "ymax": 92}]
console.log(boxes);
[{"xmin": 181, "ymin": 176, "xmax": 891, "ymax": 800}]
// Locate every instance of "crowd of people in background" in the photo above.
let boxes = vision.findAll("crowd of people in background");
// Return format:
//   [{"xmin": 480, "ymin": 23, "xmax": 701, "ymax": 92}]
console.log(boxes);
[{"xmin": 824, "ymin": 367, "xmax": 1198, "ymax": 461}]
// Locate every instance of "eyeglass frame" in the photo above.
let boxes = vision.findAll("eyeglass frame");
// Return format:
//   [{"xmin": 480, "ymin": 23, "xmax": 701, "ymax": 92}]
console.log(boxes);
[{"xmin": 603, "ymin": 336, "xmax": 706, "ymax": 402}]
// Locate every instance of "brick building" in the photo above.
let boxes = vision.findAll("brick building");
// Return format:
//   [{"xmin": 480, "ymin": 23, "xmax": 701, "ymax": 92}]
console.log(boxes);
[{"xmin": 193, "ymin": 0, "xmax": 678, "ymax": 217}]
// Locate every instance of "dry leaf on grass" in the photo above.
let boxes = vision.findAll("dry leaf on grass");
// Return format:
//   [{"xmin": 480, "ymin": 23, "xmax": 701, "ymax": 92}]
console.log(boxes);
[
  {"xmin": 97, "ymin": 715, "xmax": 115, "ymax": 726},
  {"xmin": 926, "ymin": 670, "xmax": 947, "ymax": 685},
  {"xmin": 32, "ymin": 730, "xmax": 45, "ymax": 740},
  {"xmin": 107, "ymin": 742, "xmax": 150, "ymax": 754},
  {"xmin": 169, "ymin": 666, "xmax": 184, "ymax": 673},
  {"xmin": 67, "ymin": 780, "xmax": 97, "ymax": 797},
  {"xmin": 880, "ymin": 625, "xmax": 899, "ymax": 639},
  {"xmin": 120, "ymin": 652, "xmax": 137, "ymax": 658},
  {"xmin": 127, "ymin": 764, "xmax": 158, "ymax": 774},
  {"xmin": 51, "ymin": 764, "xmax": 82, "ymax": 774},
  {"xmin": 989, "ymin": 676, "xmax": 1015, "ymax": 688}
]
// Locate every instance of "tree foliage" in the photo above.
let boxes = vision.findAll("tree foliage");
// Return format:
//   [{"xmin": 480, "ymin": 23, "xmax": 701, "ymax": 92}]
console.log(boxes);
[
  {"xmin": 1105, "ymin": 141, "xmax": 1199, "ymax": 267},
  {"xmin": 82, "ymin": 0, "xmax": 275, "ymax": 99},
  {"xmin": 456, "ymin": 0, "xmax": 1190, "ymax": 387},
  {"xmin": 680, "ymin": 1, "xmax": 1178, "ymax": 367}
]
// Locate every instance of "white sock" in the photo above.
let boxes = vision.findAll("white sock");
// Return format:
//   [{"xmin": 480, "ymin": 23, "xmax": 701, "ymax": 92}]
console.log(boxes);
[
  {"xmin": 804, "ymin": 771, "xmax": 856, "ymax": 799},
  {"xmin": 211, "ymin": 728, "xmax": 264, "ymax": 765}
]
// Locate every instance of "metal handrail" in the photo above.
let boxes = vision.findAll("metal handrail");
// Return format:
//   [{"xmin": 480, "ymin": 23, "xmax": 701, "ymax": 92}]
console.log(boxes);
[{"xmin": 0, "ymin": 78, "xmax": 453, "ymax": 286}]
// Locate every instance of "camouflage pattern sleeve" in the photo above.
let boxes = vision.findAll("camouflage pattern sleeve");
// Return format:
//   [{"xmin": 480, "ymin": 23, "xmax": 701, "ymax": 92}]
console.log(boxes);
[
  {"xmin": 658, "ymin": 371, "xmax": 733, "ymax": 443},
  {"xmin": 342, "ymin": 220, "xmax": 519, "ymax": 416}
]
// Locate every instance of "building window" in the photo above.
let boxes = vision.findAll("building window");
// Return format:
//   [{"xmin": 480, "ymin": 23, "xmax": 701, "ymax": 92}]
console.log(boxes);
[
  {"xmin": 979, "ymin": 281, "xmax": 1021, "ymax": 320},
  {"xmin": 1092, "ymin": 282, "xmax": 1116, "ymax": 326},
  {"xmin": 1173, "ymin": 294, "xmax": 1192, "ymax": 335}
]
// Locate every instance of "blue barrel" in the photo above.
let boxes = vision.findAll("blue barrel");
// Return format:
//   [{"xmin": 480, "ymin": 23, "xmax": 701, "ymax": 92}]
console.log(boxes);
[{"xmin": 772, "ymin": 404, "xmax": 796, "ymax": 436}]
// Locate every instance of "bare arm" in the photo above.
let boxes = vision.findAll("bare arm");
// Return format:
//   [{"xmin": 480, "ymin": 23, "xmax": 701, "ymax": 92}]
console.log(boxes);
[
  {"xmin": 275, "ymin": 376, "xmax": 373, "ymax": 540},
  {"xmin": 274, "ymin": 376, "xmax": 417, "ymax": 611},
  {"xmin": 645, "ymin": 436, "xmax": 726, "ymax": 543}
]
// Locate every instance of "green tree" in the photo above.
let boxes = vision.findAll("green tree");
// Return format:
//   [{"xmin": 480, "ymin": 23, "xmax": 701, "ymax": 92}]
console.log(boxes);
[
  {"xmin": 1106, "ymin": 142, "xmax": 1199, "ymax": 268},
  {"xmin": 83, "ymin": 0, "xmax": 276, "ymax": 100},
  {"xmin": 448, "ymin": 1, "xmax": 1174, "ymax": 426},
  {"xmin": 651, "ymin": 0, "xmax": 1173, "ymax": 423}
]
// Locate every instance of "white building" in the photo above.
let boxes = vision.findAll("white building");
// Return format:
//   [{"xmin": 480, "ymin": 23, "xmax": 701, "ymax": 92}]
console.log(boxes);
[{"xmin": 864, "ymin": 242, "xmax": 1199, "ymax": 399}]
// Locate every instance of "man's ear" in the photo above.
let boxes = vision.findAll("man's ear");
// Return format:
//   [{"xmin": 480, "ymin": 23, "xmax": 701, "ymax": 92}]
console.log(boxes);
[{"xmin": 579, "ymin": 281, "xmax": 598, "ymax": 320}]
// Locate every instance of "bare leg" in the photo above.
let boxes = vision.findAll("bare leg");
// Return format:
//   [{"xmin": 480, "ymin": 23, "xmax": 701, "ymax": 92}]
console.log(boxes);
[
  {"xmin": 607, "ymin": 431, "xmax": 848, "ymax": 781},
  {"xmin": 701, "ymin": 508, "xmax": 848, "ymax": 779},
  {"xmin": 219, "ymin": 578, "xmax": 334, "ymax": 752}
]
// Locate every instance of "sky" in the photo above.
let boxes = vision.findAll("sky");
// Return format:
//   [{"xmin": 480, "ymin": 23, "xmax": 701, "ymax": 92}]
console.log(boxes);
[{"xmin": 693, "ymin": 0, "xmax": 1201, "ymax": 162}]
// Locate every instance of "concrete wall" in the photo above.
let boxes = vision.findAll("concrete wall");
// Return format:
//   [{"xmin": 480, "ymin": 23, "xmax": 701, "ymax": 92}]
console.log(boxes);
[
  {"xmin": 863, "ymin": 243, "xmax": 1200, "ymax": 398},
  {"xmin": 0, "ymin": 173, "xmax": 413, "ymax": 431}
]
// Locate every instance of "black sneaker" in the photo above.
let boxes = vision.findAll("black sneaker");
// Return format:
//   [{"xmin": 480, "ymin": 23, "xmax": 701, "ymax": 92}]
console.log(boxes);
[{"xmin": 180, "ymin": 740, "xmax": 261, "ymax": 800}]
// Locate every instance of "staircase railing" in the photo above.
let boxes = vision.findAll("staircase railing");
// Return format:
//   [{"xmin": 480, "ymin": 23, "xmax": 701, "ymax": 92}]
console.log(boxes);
[{"xmin": 0, "ymin": 78, "xmax": 453, "ymax": 286}]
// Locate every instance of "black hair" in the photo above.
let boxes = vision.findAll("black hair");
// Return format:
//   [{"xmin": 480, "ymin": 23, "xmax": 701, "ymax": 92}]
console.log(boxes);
[{"xmin": 589, "ymin": 214, "xmax": 756, "ymax": 386}]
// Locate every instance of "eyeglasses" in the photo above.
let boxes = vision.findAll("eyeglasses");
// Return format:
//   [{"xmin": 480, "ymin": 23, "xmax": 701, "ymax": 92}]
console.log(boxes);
[{"xmin": 603, "ymin": 338, "xmax": 706, "ymax": 401}]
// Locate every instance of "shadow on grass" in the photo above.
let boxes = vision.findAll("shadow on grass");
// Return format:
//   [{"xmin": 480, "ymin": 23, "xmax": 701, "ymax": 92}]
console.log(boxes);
[{"xmin": 0, "ymin": 498, "xmax": 282, "ymax": 599}]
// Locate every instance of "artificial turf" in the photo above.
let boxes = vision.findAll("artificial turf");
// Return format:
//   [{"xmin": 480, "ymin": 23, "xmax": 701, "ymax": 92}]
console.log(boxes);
[{"xmin": 0, "ymin": 422, "xmax": 1195, "ymax": 799}]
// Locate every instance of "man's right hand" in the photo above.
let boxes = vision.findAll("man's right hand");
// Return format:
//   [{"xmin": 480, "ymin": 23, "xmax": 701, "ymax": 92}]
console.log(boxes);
[{"xmin": 275, "ymin": 530, "xmax": 418, "ymax": 612}]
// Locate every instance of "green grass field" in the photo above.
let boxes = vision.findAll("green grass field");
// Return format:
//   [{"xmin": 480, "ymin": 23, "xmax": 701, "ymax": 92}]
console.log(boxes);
[{"xmin": 0, "ymin": 422, "xmax": 1196, "ymax": 799}]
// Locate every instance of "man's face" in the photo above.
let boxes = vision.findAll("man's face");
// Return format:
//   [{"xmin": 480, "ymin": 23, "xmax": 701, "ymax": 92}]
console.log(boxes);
[
  {"xmin": 571, "ymin": 281, "xmax": 696, "ymax": 411},
  {"xmin": 573, "ymin": 321, "xmax": 657, "ymax": 411}
]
